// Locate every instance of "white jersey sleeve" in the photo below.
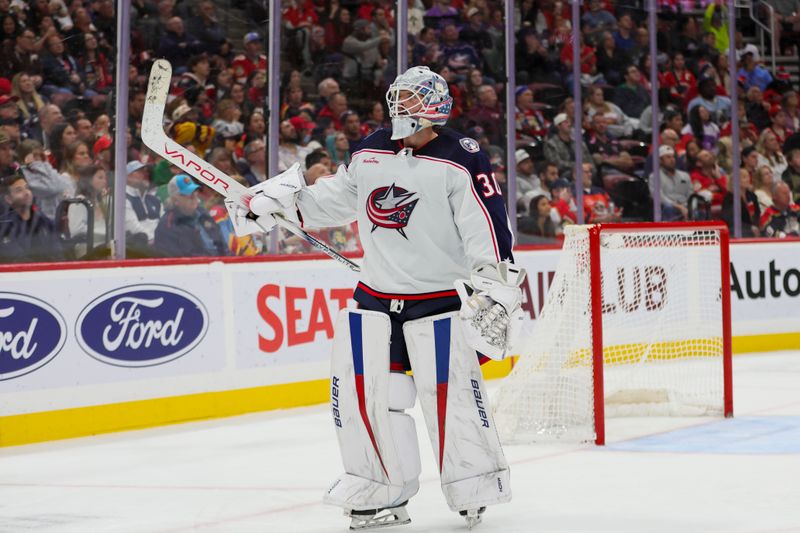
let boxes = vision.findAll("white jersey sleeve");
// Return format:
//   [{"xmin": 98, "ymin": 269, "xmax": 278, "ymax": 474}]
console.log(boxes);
[{"xmin": 295, "ymin": 162, "xmax": 359, "ymax": 228}]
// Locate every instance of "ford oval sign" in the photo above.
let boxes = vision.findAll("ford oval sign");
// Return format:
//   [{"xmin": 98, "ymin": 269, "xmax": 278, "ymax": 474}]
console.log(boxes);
[
  {"xmin": 76, "ymin": 285, "xmax": 208, "ymax": 367},
  {"xmin": 0, "ymin": 293, "xmax": 67, "ymax": 380}
]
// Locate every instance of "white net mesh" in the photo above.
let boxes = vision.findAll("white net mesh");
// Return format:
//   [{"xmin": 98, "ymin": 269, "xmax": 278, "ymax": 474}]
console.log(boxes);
[{"xmin": 492, "ymin": 224, "xmax": 726, "ymax": 444}]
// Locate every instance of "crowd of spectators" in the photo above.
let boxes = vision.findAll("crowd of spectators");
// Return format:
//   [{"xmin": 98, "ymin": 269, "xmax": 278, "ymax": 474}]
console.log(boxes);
[{"xmin": 1, "ymin": 0, "xmax": 799, "ymax": 264}]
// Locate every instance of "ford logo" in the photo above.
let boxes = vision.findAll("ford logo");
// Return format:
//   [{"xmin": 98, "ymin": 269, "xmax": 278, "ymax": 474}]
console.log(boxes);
[
  {"xmin": 76, "ymin": 285, "xmax": 208, "ymax": 367},
  {"xmin": 0, "ymin": 293, "xmax": 67, "ymax": 380}
]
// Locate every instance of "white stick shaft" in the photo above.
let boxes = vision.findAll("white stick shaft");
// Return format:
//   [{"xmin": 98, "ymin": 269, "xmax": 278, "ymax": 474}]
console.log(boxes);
[{"xmin": 142, "ymin": 59, "xmax": 360, "ymax": 273}]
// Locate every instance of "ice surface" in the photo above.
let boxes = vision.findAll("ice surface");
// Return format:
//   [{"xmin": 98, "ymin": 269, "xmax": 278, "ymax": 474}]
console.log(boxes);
[{"xmin": 1, "ymin": 351, "xmax": 798, "ymax": 532}]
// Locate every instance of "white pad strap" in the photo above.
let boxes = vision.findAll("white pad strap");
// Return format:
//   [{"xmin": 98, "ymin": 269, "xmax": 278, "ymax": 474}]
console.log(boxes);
[
  {"xmin": 324, "ymin": 310, "xmax": 420, "ymax": 511},
  {"xmin": 402, "ymin": 312, "xmax": 511, "ymax": 512}
]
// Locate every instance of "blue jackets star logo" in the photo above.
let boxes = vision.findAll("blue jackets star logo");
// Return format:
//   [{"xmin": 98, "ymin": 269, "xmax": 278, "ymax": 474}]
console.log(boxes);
[{"xmin": 366, "ymin": 183, "xmax": 419, "ymax": 238}]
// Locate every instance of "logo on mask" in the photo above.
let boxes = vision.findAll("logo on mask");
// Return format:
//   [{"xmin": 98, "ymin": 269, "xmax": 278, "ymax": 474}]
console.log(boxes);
[{"xmin": 366, "ymin": 183, "xmax": 418, "ymax": 238}]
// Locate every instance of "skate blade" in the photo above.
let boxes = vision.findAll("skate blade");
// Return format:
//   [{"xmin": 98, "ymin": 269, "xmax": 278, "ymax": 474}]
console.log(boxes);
[
  {"xmin": 349, "ymin": 506, "xmax": 411, "ymax": 530},
  {"xmin": 465, "ymin": 515, "xmax": 482, "ymax": 530}
]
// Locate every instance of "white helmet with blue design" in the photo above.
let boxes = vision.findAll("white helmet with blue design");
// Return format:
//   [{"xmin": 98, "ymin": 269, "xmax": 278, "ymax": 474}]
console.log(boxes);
[{"xmin": 386, "ymin": 66, "xmax": 453, "ymax": 140}]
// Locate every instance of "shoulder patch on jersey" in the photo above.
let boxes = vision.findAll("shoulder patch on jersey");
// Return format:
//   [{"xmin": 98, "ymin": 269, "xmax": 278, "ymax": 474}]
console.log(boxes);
[{"xmin": 459, "ymin": 137, "xmax": 480, "ymax": 153}]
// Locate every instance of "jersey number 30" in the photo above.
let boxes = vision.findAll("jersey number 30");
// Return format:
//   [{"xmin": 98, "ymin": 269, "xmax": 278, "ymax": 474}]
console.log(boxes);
[{"xmin": 476, "ymin": 173, "xmax": 501, "ymax": 198}]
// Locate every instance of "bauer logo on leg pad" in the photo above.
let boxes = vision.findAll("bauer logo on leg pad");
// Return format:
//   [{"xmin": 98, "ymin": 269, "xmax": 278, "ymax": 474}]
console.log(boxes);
[
  {"xmin": 331, "ymin": 375, "xmax": 342, "ymax": 428},
  {"xmin": 471, "ymin": 379, "xmax": 490, "ymax": 428}
]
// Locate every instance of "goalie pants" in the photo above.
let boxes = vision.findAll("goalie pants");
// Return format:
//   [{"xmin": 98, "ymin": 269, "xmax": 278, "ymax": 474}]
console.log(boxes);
[
  {"xmin": 352, "ymin": 284, "xmax": 491, "ymax": 372},
  {"xmin": 323, "ymin": 290, "xmax": 510, "ymax": 513}
]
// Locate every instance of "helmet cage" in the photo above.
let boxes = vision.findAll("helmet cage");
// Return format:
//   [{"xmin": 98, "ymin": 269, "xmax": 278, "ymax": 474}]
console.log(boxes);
[{"xmin": 386, "ymin": 82, "xmax": 452, "ymax": 127}]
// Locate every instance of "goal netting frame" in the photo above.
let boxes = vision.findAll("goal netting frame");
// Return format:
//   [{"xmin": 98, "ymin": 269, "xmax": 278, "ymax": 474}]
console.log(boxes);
[{"xmin": 493, "ymin": 222, "xmax": 733, "ymax": 445}]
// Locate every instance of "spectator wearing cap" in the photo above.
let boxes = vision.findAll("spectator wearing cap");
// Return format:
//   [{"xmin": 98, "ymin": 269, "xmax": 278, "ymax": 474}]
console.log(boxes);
[
  {"xmin": 232, "ymin": 32, "xmax": 266, "ymax": 85},
  {"xmin": 157, "ymin": 16, "xmax": 202, "ymax": 71},
  {"xmin": 687, "ymin": 75, "xmax": 732, "ymax": 124},
  {"xmin": 18, "ymin": 139, "xmax": 73, "ymax": 220},
  {"xmin": 767, "ymin": 106, "xmax": 790, "ymax": 147},
  {"xmin": 93, "ymin": 135, "xmax": 113, "ymax": 173},
  {"xmin": 340, "ymin": 111, "xmax": 363, "ymax": 154},
  {"xmin": 737, "ymin": 52, "xmax": 773, "ymax": 92},
  {"xmin": 515, "ymin": 86, "xmax": 548, "ymax": 140},
  {"xmin": 170, "ymin": 103, "xmax": 215, "ymax": 158},
  {"xmin": 0, "ymin": 173, "xmax": 62, "ymax": 262},
  {"xmin": 125, "ymin": 160, "xmax": 162, "ymax": 247},
  {"xmin": 543, "ymin": 113, "xmax": 596, "ymax": 177},
  {"xmin": 186, "ymin": 0, "xmax": 228, "ymax": 56},
  {"xmin": 650, "ymin": 144, "xmax": 692, "ymax": 220},
  {"xmin": 0, "ymin": 94, "xmax": 20, "ymax": 130},
  {"xmin": 514, "ymin": 148, "xmax": 540, "ymax": 199},
  {"xmin": 155, "ymin": 174, "xmax": 228, "ymax": 257},
  {"xmin": 343, "ymin": 19, "xmax": 393, "ymax": 87},
  {"xmin": 460, "ymin": 7, "xmax": 493, "ymax": 59},
  {"xmin": 760, "ymin": 181, "xmax": 800, "ymax": 237}
]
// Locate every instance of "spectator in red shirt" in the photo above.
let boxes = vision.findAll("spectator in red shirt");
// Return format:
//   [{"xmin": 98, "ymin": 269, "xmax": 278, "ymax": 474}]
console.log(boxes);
[
  {"xmin": 577, "ymin": 162, "xmax": 622, "ymax": 223},
  {"xmin": 691, "ymin": 149, "xmax": 728, "ymax": 207},
  {"xmin": 232, "ymin": 32, "xmax": 267, "ymax": 85}
]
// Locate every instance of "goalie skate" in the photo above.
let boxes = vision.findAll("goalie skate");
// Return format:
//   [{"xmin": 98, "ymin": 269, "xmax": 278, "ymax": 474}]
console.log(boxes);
[
  {"xmin": 347, "ymin": 502, "xmax": 411, "ymax": 530},
  {"xmin": 459, "ymin": 507, "xmax": 485, "ymax": 530}
]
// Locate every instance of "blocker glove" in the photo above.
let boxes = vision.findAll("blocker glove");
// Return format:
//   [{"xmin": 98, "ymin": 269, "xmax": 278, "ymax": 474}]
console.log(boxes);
[
  {"xmin": 454, "ymin": 262, "xmax": 527, "ymax": 360},
  {"xmin": 226, "ymin": 163, "xmax": 304, "ymax": 236}
]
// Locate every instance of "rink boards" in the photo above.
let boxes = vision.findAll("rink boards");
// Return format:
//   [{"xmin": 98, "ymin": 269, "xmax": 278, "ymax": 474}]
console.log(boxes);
[{"xmin": 0, "ymin": 239, "xmax": 798, "ymax": 446}]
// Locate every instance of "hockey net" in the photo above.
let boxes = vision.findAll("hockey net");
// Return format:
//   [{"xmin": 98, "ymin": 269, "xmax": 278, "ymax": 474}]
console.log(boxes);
[{"xmin": 492, "ymin": 222, "xmax": 733, "ymax": 445}]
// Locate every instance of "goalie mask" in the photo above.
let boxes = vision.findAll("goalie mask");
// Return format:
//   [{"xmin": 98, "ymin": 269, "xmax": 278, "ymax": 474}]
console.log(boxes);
[{"xmin": 386, "ymin": 66, "xmax": 453, "ymax": 140}]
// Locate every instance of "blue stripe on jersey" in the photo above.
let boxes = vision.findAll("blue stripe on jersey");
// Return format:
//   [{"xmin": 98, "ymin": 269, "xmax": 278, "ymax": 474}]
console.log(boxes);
[
  {"xmin": 418, "ymin": 128, "xmax": 515, "ymax": 263},
  {"xmin": 433, "ymin": 317, "xmax": 451, "ymax": 385},
  {"xmin": 349, "ymin": 313, "xmax": 364, "ymax": 376}
]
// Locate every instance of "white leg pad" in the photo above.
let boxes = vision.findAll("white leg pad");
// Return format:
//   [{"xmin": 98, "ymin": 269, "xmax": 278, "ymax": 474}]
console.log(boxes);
[
  {"xmin": 403, "ymin": 311, "xmax": 511, "ymax": 512},
  {"xmin": 324, "ymin": 310, "xmax": 420, "ymax": 511}
]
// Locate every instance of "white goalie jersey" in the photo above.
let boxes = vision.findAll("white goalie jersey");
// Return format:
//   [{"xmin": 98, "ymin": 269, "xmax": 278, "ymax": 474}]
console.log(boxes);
[{"xmin": 295, "ymin": 128, "xmax": 515, "ymax": 299}]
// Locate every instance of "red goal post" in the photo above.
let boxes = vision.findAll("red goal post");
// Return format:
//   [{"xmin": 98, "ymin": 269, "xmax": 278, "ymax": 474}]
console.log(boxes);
[{"xmin": 494, "ymin": 222, "xmax": 733, "ymax": 446}]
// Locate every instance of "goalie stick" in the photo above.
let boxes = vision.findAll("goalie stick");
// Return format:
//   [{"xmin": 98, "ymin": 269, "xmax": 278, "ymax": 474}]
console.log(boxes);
[{"xmin": 141, "ymin": 59, "xmax": 360, "ymax": 273}]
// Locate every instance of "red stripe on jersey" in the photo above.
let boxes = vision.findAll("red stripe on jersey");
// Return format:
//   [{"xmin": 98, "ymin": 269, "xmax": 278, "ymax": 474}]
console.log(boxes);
[
  {"xmin": 414, "ymin": 154, "xmax": 500, "ymax": 262},
  {"xmin": 357, "ymin": 282, "xmax": 458, "ymax": 300}
]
